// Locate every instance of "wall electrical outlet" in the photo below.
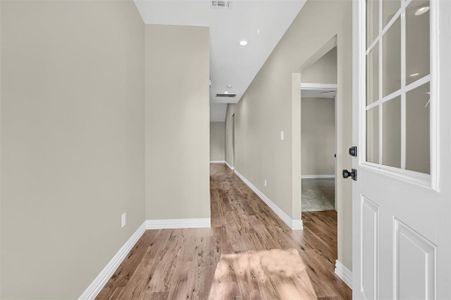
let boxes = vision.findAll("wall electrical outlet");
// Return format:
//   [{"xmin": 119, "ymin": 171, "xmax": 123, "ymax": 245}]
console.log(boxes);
[
  {"xmin": 121, "ymin": 212, "xmax": 127, "ymax": 228},
  {"xmin": 264, "ymin": 179, "xmax": 267, "ymax": 187},
  {"xmin": 280, "ymin": 130, "xmax": 285, "ymax": 141}
]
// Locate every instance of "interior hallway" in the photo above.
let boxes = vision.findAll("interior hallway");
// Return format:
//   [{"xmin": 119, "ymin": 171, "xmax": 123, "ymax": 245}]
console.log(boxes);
[{"xmin": 97, "ymin": 164, "xmax": 351, "ymax": 299}]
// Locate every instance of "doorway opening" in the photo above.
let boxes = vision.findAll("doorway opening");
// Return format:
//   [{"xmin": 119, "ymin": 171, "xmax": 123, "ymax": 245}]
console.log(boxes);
[
  {"xmin": 301, "ymin": 46, "xmax": 337, "ymax": 213},
  {"xmin": 297, "ymin": 42, "xmax": 340, "ymax": 276}
]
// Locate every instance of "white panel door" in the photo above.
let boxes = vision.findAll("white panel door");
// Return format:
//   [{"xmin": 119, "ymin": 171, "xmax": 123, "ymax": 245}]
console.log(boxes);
[{"xmin": 352, "ymin": 0, "xmax": 451, "ymax": 299}]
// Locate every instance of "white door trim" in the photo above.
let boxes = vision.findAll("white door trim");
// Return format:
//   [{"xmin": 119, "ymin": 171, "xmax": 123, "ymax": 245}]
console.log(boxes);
[{"xmin": 300, "ymin": 82, "xmax": 338, "ymax": 90}]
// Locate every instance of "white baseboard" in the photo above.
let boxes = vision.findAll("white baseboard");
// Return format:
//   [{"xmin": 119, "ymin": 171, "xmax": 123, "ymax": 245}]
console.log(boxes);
[
  {"xmin": 146, "ymin": 218, "xmax": 211, "ymax": 230},
  {"xmin": 224, "ymin": 161, "xmax": 234, "ymax": 170},
  {"xmin": 302, "ymin": 175, "xmax": 335, "ymax": 179},
  {"xmin": 234, "ymin": 169, "xmax": 302, "ymax": 230},
  {"xmin": 291, "ymin": 219, "xmax": 303, "ymax": 230},
  {"xmin": 210, "ymin": 160, "xmax": 226, "ymax": 164},
  {"xmin": 335, "ymin": 260, "xmax": 352, "ymax": 288},
  {"xmin": 79, "ymin": 222, "xmax": 146, "ymax": 300}
]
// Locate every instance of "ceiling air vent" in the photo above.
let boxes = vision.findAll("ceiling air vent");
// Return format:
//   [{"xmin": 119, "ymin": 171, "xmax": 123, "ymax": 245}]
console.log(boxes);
[
  {"xmin": 216, "ymin": 93, "xmax": 236, "ymax": 98},
  {"xmin": 211, "ymin": 0, "xmax": 232, "ymax": 8}
]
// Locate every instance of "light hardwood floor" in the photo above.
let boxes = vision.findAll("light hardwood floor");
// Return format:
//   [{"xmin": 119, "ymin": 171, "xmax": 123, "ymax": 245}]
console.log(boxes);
[{"xmin": 97, "ymin": 164, "xmax": 351, "ymax": 299}]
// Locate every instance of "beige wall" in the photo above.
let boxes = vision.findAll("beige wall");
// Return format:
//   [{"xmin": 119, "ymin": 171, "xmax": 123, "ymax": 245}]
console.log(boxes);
[
  {"xmin": 302, "ymin": 47, "xmax": 337, "ymax": 84},
  {"xmin": 301, "ymin": 98, "xmax": 335, "ymax": 176},
  {"xmin": 225, "ymin": 106, "xmax": 233, "ymax": 166},
  {"xmin": 0, "ymin": 1, "xmax": 145, "ymax": 298},
  {"xmin": 225, "ymin": 0, "xmax": 353, "ymax": 269},
  {"xmin": 210, "ymin": 122, "xmax": 225, "ymax": 162},
  {"xmin": 145, "ymin": 25, "xmax": 210, "ymax": 220}
]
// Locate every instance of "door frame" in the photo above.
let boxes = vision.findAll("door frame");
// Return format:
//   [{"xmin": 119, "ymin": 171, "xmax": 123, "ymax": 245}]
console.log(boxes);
[
  {"xmin": 296, "ymin": 39, "xmax": 338, "ymax": 222},
  {"xmin": 292, "ymin": 36, "xmax": 347, "ymax": 279}
]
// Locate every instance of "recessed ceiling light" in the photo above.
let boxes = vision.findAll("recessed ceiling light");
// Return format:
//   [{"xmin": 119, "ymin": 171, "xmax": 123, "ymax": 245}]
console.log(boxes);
[
  {"xmin": 240, "ymin": 40, "xmax": 248, "ymax": 46},
  {"xmin": 415, "ymin": 6, "xmax": 429, "ymax": 16},
  {"xmin": 224, "ymin": 91, "xmax": 229, "ymax": 94},
  {"xmin": 409, "ymin": 72, "xmax": 420, "ymax": 77}
]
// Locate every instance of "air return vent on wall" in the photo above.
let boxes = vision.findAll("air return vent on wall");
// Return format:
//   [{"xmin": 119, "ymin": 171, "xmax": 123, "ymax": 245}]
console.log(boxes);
[
  {"xmin": 216, "ymin": 93, "xmax": 236, "ymax": 97},
  {"xmin": 211, "ymin": 0, "xmax": 232, "ymax": 8}
]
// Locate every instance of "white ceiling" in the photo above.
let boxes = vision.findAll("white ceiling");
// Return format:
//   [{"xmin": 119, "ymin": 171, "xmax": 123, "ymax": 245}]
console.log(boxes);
[{"xmin": 134, "ymin": 0, "xmax": 306, "ymax": 121}]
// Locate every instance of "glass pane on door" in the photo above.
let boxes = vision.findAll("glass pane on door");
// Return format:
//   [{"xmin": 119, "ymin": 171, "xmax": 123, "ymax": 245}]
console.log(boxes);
[
  {"xmin": 383, "ymin": 0, "xmax": 400, "ymax": 26},
  {"xmin": 382, "ymin": 18, "xmax": 401, "ymax": 97},
  {"xmin": 382, "ymin": 97, "xmax": 401, "ymax": 168},
  {"xmin": 406, "ymin": 83, "xmax": 430, "ymax": 174},
  {"xmin": 365, "ymin": 0, "xmax": 432, "ymax": 180},
  {"xmin": 367, "ymin": 107, "xmax": 380, "ymax": 164},
  {"xmin": 367, "ymin": 45, "xmax": 379, "ymax": 105},
  {"xmin": 406, "ymin": 0, "xmax": 430, "ymax": 84},
  {"xmin": 367, "ymin": 0, "xmax": 380, "ymax": 47}
]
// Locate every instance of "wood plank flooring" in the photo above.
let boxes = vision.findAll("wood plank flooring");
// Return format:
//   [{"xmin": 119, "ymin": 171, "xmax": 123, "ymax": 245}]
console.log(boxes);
[{"xmin": 97, "ymin": 164, "xmax": 351, "ymax": 300}]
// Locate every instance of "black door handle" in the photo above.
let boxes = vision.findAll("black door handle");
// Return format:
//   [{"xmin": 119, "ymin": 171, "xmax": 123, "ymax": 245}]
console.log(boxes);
[{"xmin": 343, "ymin": 169, "xmax": 357, "ymax": 181}]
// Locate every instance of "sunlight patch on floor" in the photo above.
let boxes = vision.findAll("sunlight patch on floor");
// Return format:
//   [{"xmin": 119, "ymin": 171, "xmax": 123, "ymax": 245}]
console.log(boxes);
[{"xmin": 208, "ymin": 248, "xmax": 317, "ymax": 299}]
